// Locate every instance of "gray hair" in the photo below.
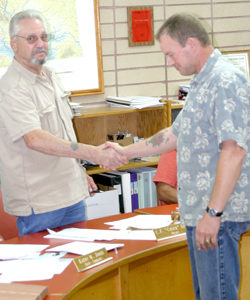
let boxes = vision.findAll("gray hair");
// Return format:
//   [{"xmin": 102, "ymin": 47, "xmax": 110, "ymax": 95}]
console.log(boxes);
[
  {"xmin": 9, "ymin": 9, "xmax": 48, "ymax": 38},
  {"xmin": 156, "ymin": 13, "xmax": 211, "ymax": 47}
]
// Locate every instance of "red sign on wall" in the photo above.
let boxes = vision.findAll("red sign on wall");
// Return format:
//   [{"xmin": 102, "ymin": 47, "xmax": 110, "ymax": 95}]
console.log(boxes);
[
  {"xmin": 127, "ymin": 6, "xmax": 154, "ymax": 47},
  {"xmin": 131, "ymin": 10, "xmax": 152, "ymax": 43}
]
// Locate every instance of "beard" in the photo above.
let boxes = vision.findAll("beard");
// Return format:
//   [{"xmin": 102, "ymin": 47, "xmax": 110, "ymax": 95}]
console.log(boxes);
[{"xmin": 31, "ymin": 48, "xmax": 48, "ymax": 65}]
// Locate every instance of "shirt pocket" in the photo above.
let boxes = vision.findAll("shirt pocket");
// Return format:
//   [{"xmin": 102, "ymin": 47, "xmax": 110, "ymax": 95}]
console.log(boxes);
[{"xmin": 38, "ymin": 104, "xmax": 60, "ymax": 135}]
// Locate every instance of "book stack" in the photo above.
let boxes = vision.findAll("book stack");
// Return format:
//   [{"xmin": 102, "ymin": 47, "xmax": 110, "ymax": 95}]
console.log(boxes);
[
  {"xmin": 69, "ymin": 101, "xmax": 85, "ymax": 116},
  {"xmin": 106, "ymin": 96, "xmax": 163, "ymax": 109}
]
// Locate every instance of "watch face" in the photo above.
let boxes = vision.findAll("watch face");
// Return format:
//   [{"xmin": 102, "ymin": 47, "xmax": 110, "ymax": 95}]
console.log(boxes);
[
  {"xmin": 206, "ymin": 206, "xmax": 223, "ymax": 217},
  {"xmin": 209, "ymin": 208, "xmax": 217, "ymax": 216}
]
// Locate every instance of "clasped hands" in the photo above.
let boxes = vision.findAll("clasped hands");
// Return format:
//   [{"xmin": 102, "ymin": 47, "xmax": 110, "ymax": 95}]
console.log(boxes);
[{"xmin": 97, "ymin": 141, "xmax": 128, "ymax": 170}]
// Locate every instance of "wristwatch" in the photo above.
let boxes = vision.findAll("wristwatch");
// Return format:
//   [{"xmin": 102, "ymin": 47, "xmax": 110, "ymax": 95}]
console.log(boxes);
[{"xmin": 206, "ymin": 206, "xmax": 223, "ymax": 217}]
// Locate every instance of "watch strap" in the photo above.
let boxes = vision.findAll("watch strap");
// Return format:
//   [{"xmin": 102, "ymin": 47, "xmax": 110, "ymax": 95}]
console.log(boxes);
[{"xmin": 206, "ymin": 206, "xmax": 223, "ymax": 217}]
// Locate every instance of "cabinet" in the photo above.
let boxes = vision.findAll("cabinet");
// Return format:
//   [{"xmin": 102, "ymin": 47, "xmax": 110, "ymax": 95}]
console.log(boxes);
[
  {"xmin": 166, "ymin": 100, "xmax": 183, "ymax": 125},
  {"xmin": 73, "ymin": 101, "xmax": 183, "ymax": 174}
]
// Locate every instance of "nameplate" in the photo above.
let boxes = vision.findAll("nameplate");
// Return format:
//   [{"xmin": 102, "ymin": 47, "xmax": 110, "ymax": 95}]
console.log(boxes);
[
  {"xmin": 153, "ymin": 223, "xmax": 186, "ymax": 241},
  {"xmin": 73, "ymin": 248, "xmax": 112, "ymax": 272}
]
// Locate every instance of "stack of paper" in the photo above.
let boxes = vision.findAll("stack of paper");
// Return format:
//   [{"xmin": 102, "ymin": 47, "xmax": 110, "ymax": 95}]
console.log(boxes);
[
  {"xmin": 69, "ymin": 101, "xmax": 84, "ymax": 116},
  {"xmin": 106, "ymin": 96, "xmax": 163, "ymax": 109}
]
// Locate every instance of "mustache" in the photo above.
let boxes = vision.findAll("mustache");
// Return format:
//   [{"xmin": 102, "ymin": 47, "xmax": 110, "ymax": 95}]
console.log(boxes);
[{"xmin": 31, "ymin": 48, "xmax": 48, "ymax": 56}]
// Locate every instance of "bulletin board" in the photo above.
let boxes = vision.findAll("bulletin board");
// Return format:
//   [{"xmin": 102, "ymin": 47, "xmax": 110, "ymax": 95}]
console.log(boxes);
[{"xmin": 222, "ymin": 50, "xmax": 250, "ymax": 80}]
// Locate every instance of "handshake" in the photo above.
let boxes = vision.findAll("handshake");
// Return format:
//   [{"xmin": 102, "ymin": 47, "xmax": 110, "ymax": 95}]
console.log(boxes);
[
  {"xmin": 81, "ymin": 128, "xmax": 169, "ymax": 171},
  {"xmin": 97, "ymin": 141, "xmax": 130, "ymax": 170},
  {"xmin": 85, "ymin": 126, "xmax": 174, "ymax": 171}
]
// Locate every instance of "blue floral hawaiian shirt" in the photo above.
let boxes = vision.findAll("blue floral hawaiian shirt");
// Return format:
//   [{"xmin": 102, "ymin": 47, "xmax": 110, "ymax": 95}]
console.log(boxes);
[{"xmin": 172, "ymin": 49, "xmax": 250, "ymax": 226}]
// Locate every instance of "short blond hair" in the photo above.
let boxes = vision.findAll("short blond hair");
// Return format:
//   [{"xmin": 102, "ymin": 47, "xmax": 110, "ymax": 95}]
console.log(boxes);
[{"xmin": 156, "ymin": 13, "xmax": 210, "ymax": 47}]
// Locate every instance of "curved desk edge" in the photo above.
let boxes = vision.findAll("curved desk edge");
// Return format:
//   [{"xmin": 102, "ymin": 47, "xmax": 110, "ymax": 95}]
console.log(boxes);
[{"xmin": 62, "ymin": 236, "xmax": 193, "ymax": 300}]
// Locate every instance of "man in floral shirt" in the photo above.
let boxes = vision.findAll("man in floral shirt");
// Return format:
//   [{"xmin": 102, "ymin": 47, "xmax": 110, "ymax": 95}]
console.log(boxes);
[{"xmin": 106, "ymin": 13, "xmax": 250, "ymax": 300}]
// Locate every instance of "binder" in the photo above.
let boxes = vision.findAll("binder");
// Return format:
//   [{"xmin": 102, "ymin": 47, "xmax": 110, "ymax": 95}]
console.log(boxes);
[
  {"xmin": 125, "ymin": 170, "xmax": 139, "ymax": 212},
  {"xmin": 127, "ymin": 167, "xmax": 157, "ymax": 208},
  {"xmin": 141, "ymin": 170, "xmax": 151, "ymax": 208},
  {"xmin": 142, "ymin": 167, "xmax": 158, "ymax": 207},
  {"xmin": 137, "ymin": 172, "xmax": 144, "ymax": 209},
  {"xmin": 126, "ymin": 168, "xmax": 149, "ymax": 209},
  {"xmin": 108, "ymin": 171, "xmax": 132, "ymax": 213},
  {"xmin": 150, "ymin": 168, "xmax": 157, "ymax": 207}
]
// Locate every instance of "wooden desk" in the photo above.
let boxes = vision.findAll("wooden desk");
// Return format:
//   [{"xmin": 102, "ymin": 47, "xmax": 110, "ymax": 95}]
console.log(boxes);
[
  {"xmin": 136, "ymin": 205, "xmax": 250, "ymax": 300},
  {"xmin": 86, "ymin": 156, "xmax": 159, "ymax": 175},
  {"xmin": 134, "ymin": 204, "xmax": 178, "ymax": 215},
  {"xmin": 2, "ymin": 208, "xmax": 250, "ymax": 299},
  {"xmin": 1, "ymin": 210, "xmax": 194, "ymax": 300}
]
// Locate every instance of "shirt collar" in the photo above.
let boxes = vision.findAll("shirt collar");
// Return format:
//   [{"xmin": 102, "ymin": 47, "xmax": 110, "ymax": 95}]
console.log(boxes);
[
  {"xmin": 190, "ymin": 49, "xmax": 221, "ymax": 86},
  {"xmin": 12, "ymin": 58, "xmax": 53, "ymax": 84}
]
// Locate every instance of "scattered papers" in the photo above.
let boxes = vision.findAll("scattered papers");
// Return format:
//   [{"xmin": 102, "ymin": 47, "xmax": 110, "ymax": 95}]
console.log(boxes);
[
  {"xmin": 105, "ymin": 215, "xmax": 173, "ymax": 230},
  {"xmin": 105, "ymin": 215, "xmax": 185, "ymax": 241},
  {"xmin": 0, "ymin": 254, "xmax": 71, "ymax": 283},
  {"xmin": 106, "ymin": 96, "xmax": 163, "ymax": 109},
  {"xmin": 45, "ymin": 228, "xmax": 116, "ymax": 241},
  {"xmin": 0, "ymin": 244, "xmax": 49, "ymax": 260},
  {"xmin": 0, "ymin": 244, "xmax": 71, "ymax": 282},
  {"xmin": 45, "ymin": 227, "xmax": 156, "ymax": 241},
  {"xmin": 44, "ymin": 215, "xmax": 185, "ymax": 242},
  {"xmin": 46, "ymin": 241, "xmax": 124, "ymax": 256}
]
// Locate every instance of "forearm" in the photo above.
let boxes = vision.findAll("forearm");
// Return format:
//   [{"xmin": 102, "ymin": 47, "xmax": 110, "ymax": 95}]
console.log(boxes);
[
  {"xmin": 124, "ymin": 127, "xmax": 177, "ymax": 159},
  {"xmin": 157, "ymin": 182, "xmax": 177, "ymax": 204},
  {"xmin": 24, "ymin": 129, "xmax": 99, "ymax": 160},
  {"xmin": 208, "ymin": 140, "xmax": 246, "ymax": 212},
  {"xmin": 195, "ymin": 140, "xmax": 245, "ymax": 250}
]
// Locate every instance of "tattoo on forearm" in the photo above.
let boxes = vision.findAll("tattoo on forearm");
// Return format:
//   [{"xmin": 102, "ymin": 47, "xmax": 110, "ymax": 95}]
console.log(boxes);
[
  {"xmin": 146, "ymin": 130, "xmax": 169, "ymax": 147},
  {"xmin": 71, "ymin": 142, "xmax": 79, "ymax": 151},
  {"xmin": 146, "ymin": 132, "xmax": 164, "ymax": 147}
]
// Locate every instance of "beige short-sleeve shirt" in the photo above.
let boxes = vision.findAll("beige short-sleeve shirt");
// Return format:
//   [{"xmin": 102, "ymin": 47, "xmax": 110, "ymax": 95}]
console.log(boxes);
[{"xmin": 0, "ymin": 60, "xmax": 89, "ymax": 216}]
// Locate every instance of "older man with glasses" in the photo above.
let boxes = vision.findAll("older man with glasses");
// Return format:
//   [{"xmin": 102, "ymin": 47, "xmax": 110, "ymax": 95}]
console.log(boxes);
[{"xmin": 0, "ymin": 10, "xmax": 127, "ymax": 236}]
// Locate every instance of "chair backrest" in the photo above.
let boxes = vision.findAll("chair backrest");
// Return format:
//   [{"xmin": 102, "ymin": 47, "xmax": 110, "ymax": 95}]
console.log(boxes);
[{"xmin": 0, "ymin": 187, "xmax": 18, "ymax": 240}]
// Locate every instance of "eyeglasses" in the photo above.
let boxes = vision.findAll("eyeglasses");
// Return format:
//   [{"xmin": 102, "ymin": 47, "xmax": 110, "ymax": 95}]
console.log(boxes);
[{"xmin": 15, "ymin": 33, "xmax": 52, "ymax": 44}]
